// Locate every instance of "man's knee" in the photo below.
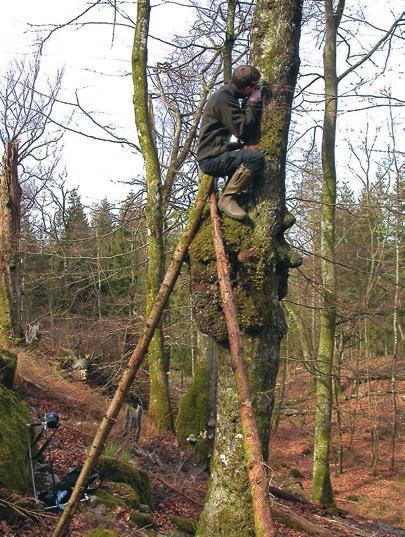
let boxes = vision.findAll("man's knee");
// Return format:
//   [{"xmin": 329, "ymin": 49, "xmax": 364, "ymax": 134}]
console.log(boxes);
[{"xmin": 244, "ymin": 150, "xmax": 264, "ymax": 174}]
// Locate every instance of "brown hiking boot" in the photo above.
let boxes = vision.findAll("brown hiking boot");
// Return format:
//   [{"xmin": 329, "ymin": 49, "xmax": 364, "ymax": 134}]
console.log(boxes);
[{"xmin": 218, "ymin": 164, "xmax": 253, "ymax": 221}]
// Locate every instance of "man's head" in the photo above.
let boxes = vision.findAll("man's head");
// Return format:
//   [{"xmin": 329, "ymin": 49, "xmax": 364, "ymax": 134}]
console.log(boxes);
[{"xmin": 231, "ymin": 65, "xmax": 261, "ymax": 97}]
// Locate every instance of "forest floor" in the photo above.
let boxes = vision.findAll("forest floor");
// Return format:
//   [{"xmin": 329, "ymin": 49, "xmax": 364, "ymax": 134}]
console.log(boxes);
[{"xmin": 2, "ymin": 349, "xmax": 404, "ymax": 537}]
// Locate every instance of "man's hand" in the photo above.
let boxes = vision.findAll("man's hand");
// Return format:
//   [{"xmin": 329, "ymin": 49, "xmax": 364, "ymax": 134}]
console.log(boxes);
[
  {"xmin": 244, "ymin": 144, "xmax": 259, "ymax": 152},
  {"xmin": 248, "ymin": 86, "xmax": 262, "ymax": 103}
]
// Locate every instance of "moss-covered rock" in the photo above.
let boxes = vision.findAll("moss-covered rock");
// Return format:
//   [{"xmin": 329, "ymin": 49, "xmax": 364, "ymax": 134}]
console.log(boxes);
[
  {"xmin": 169, "ymin": 514, "xmax": 196, "ymax": 535},
  {"xmin": 108, "ymin": 482, "xmax": 140, "ymax": 509},
  {"xmin": 0, "ymin": 349, "xmax": 17, "ymax": 388},
  {"xmin": 130, "ymin": 510, "xmax": 153, "ymax": 527},
  {"xmin": 85, "ymin": 528, "xmax": 119, "ymax": 537},
  {"xmin": 0, "ymin": 385, "xmax": 31, "ymax": 493},
  {"xmin": 93, "ymin": 482, "xmax": 140, "ymax": 511},
  {"xmin": 93, "ymin": 488, "xmax": 126, "ymax": 510},
  {"xmin": 97, "ymin": 456, "xmax": 153, "ymax": 507}
]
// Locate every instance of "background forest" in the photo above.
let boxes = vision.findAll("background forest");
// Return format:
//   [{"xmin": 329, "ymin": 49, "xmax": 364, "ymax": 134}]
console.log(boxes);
[{"xmin": 0, "ymin": 0, "xmax": 404, "ymax": 536}]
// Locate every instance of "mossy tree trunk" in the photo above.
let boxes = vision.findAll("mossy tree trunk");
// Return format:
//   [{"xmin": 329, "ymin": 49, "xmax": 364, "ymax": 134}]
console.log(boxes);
[
  {"xmin": 132, "ymin": 0, "xmax": 173, "ymax": 431},
  {"xmin": 132, "ymin": 0, "xmax": 221, "ymax": 431},
  {"xmin": 0, "ymin": 140, "xmax": 22, "ymax": 348},
  {"xmin": 311, "ymin": 0, "xmax": 345, "ymax": 507},
  {"xmin": 190, "ymin": 2, "xmax": 303, "ymax": 535},
  {"xmin": 176, "ymin": 330, "xmax": 215, "ymax": 465}
]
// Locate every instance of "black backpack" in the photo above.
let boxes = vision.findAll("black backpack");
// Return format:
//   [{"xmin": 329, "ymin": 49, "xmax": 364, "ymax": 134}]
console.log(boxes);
[{"xmin": 38, "ymin": 465, "xmax": 101, "ymax": 508}]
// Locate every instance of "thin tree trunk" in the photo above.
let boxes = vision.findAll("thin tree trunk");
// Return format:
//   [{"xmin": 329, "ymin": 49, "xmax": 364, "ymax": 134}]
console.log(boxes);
[
  {"xmin": 210, "ymin": 190, "xmax": 275, "ymax": 537},
  {"xmin": 312, "ymin": 0, "xmax": 344, "ymax": 507},
  {"xmin": 51, "ymin": 173, "xmax": 213, "ymax": 537},
  {"xmin": 349, "ymin": 353, "xmax": 360, "ymax": 451},
  {"xmin": 223, "ymin": 0, "xmax": 236, "ymax": 83},
  {"xmin": 132, "ymin": 0, "xmax": 173, "ymax": 431},
  {"xmin": 96, "ymin": 228, "xmax": 102, "ymax": 321},
  {"xmin": 0, "ymin": 140, "xmax": 22, "ymax": 347},
  {"xmin": 390, "ymin": 174, "xmax": 401, "ymax": 471}
]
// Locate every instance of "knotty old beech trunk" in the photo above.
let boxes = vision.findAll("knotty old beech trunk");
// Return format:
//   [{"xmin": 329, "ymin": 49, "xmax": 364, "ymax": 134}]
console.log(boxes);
[
  {"xmin": 0, "ymin": 140, "xmax": 22, "ymax": 348},
  {"xmin": 189, "ymin": 1, "xmax": 303, "ymax": 535}
]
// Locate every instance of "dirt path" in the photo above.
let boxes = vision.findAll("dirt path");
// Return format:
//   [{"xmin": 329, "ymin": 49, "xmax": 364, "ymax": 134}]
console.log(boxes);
[{"xmin": 16, "ymin": 349, "xmax": 107, "ymax": 418}]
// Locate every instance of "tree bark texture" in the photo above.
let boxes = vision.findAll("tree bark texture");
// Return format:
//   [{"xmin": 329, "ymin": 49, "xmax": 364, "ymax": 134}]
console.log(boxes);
[
  {"xmin": 132, "ymin": 0, "xmax": 173, "ymax": 431},
  {"xmin": 52, "ymin": 173, "xmax": 214, "ymax": 537},
  {"xmin": 191, "ymin": 2, "xmax": 303, "ymax": 534},
  {"xmin": 312, "ymin": 0, "xmax": 344, "ymax": 507},
  {"xmin": 209, "ymin": 191, "xmax": 276, "ymax": 537},
  {"xmin": 0, "ymin": 141, "xmax": 22, "ymax": 347}
]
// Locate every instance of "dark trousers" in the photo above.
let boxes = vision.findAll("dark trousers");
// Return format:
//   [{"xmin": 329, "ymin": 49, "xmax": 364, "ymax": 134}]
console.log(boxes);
[{"xmin": 198, "ymin": 149, "xmax": 264, "ymax": 178}]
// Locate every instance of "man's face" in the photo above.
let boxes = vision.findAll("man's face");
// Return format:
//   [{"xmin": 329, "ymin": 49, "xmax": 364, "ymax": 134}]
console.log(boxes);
[{"xmin": 240, "ymin": 81, "xmax": 259, "ymax": 97}]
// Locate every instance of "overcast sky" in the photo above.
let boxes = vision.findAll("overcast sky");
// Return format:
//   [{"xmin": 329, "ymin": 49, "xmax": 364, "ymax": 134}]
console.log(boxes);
[
  {"xmin": 1, "ymin": 1, "xmax": 403, "ymax": 208},
  {"xmin": 0, "ymin": 1, "xmax": 194, "ymax": 206}
]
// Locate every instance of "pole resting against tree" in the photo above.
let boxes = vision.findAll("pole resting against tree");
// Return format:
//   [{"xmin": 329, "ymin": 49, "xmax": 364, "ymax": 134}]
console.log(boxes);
[
  {"xmin": 209, "ymin": 190, "xmax": 276, "ymax": 537},
  {"xmin": 52, "ymin": 174, "xmax": 213, "ymax": 537}
]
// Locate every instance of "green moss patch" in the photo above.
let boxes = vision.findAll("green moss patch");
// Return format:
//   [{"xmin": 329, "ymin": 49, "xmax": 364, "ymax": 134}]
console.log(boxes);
[
  {"xmin": 85, "ymin": 528, "xmax": 119, "ymax": 537},
  {"xmin": 189, "ymin": 215, "xmax": 279, "ymax": 341},
  {"xmin": 169, "ymin": 514, "xmax": 196, "ymax": 534},
  {"xmin": 130, "ymin": 510, "xmax": 153, "ymax": 527},
  {"xmin": 0, "ymin": 385, "xmax": 31, "ymax": 492},
  {"xmin": 92, "ymin": 489, "xmax": 127, "ymax": 511},
  {"xmin": 108, "ymin": 482, "xmax": 139, "ymax": 509},
  {"xmin": 98, "ymin": 456, "xmax": 153, "ymax": 507},
  {"xmin": 93, "ymin": 482, "xmax": 139, "ymax": 511}
]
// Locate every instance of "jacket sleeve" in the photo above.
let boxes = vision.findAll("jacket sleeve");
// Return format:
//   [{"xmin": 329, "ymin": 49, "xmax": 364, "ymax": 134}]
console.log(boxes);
[{"xmin": 214, "ymin": 93, "xmax": 261, "ymax": 143}]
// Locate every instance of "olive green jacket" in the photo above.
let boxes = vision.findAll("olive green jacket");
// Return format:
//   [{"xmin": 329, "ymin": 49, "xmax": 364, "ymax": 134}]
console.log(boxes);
[{"xmin": 197, "ymin": 83, "xmax": 261, "ymax": 162}]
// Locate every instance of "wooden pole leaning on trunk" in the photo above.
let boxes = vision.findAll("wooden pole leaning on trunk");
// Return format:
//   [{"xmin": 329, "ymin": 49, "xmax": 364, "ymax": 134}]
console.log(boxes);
[
  {"xmin": 209, "ymin": 190, "xmax": 276, "ymax": 537},
  {"xmin": 52, "ymin": 174, "xmax": 213, "ymax": 537}
]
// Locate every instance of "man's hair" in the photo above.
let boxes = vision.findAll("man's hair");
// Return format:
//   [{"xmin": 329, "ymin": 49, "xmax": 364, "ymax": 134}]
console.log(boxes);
[{"xmin": 231, "ymin": 65, "xmax": 261, "ymax": 89}]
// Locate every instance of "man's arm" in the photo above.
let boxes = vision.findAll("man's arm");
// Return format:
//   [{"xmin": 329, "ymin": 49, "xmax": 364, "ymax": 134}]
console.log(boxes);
[{"xmin": 214, "ymin": 91, "xmax": 262, "ymax": 143}]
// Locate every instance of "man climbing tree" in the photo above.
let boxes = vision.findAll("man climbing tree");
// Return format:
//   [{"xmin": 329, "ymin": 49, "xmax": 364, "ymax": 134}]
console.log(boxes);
[
  {"xmin": 190, "ymin": 0, "xmax": 303, "ymax": 534},
  {"xmin": 197, "ymin": 65, "xmax": 264, "ymax": 221}
]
